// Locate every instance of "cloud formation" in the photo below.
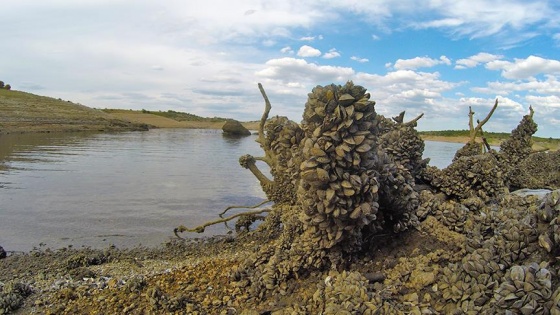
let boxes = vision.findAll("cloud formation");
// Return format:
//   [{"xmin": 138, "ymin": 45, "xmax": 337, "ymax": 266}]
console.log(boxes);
[
  {"xmin": 0, "ymin": 0, "xmax": 559, "ymax": 137},
  {"xmin": 392, "ymin": 56, "xmax": 451, "ymax": 70},
  {"xmin": 297, "ymin": 45, "xmax": 322, "ymax": 57}
]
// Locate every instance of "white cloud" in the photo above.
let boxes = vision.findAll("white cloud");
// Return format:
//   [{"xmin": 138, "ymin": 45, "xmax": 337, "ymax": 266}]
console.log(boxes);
[
  {"xmin": 455, "ymin": 52, "xmax": 503, "ymax": 69},
  {"xmin": 393, "ymin": 56, "xmax": 451, "ymax": 70},
  {"xmin": 351, "ymin": 56, "xmax": 369, "ymax": 63},
  {"xmin": 300, "ymin": 36, "xmax": 316, "ymax": 41},
  {"xmin": 472, "ymin": 75, "xmax": 560, "ymax": 96},
  {"xmin": 280, "ymin": 46, "xmax": 294, "ymax": 54},
  {"xmin": 525, "ymin": 95, "xmax": 560, "ymax": 109},
  {"xmin": 1, "ymin": 1, "xmax": 559, "ymax": 136},
  {"xmin": 297, "ymin": 45, "xmax": 321, "ymax": 57},
  {"xmin": 413, "ymin": 0, "xmax": 552, "ymax": 43},
  {"xmin": 485, "ymin": 55, "xmax": 560, "ymax": 79},
  {"xmin": 323, "ymin": 48, "xmax": 341, "ymax": 59},
  {"xmin": 256, "ymin": 57, "xmax": 355, "ymax": 83}
]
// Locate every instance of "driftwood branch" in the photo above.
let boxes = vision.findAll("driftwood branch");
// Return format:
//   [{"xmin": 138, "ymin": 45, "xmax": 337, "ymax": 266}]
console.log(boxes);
[
  {"xmin": 257, "ymin": 83, "xmax": 272, "ymax": 147},
  {"xmin": 174, "ymin": 208, "xmax": 272, "ymax": 237},
  {"xmin": 477, "ymin": 120, "xmax": 491, "ymax": 152},
  {"xmin": 468, "ymin": 106, "xmax": 475, "ymax": 141},
  {"xmin": 239, "ymin": 154, "xmax": 274, "ymax": 187},
  {"xmin": 405, "ymin": 112, "xmax": 424, "ymax": 126},
  {"xmin": 392, "ymin": 111, "xmax": 405, "ymax": 124},
  {"xmin": 254, "ymin": 156, "xmax": 273, "ymax": 167},
  {"xmin": 468, "ymin": 99, "xmax": 498, "ymax": 143},
  {"xmin": 219, "ymin": 199, "xmax": 272, "ymax": 217},
  {"xmin": 392, "ymin": 111, "xmax": 423, "ymax": 126},
  {"xmin": 476, "ymin": 99, "xmax": 498, "ymax": 131}
]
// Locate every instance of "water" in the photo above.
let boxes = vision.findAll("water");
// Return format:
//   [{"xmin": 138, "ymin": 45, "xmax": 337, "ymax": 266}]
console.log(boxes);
[{"xmin": 0, "ymin": 130, "xmax": 462, "ymax": 252}]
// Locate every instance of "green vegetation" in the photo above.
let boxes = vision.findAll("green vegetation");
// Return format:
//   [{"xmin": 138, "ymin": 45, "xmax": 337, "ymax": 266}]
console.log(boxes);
[
  {"xmin": 103, "ymin": 109, "xmax": 231, "ymax": 123},
  {"xmin": 419, "ymin": 130, "xmax": 560, "ymax": 149},
  {"xmin": 0, "ymin": 89, "xmax": 148, "ymax": 133},
  {"xmin": 0, "ymin": 81, "xmax": 12, "ymax": 90},
  {"xmin": 0, "ymin": 80, "xmax": 11, "ymax": 90}
]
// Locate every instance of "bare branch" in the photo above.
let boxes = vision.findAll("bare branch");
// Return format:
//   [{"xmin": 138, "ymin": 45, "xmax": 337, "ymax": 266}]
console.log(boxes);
[
  {"xmin": 254, "ymin": 156, "xmax": 273, "ymax": 167},
  {"xmin": 392, "ymin": 111, "xmax": 405, "ymax": 124},
  {"xmin": 239, "ymin": 154, "xmax": 274, "ymax": 187},
  {"xmin": 174, "ymin": 208, "xmax": 272, "ymax": 237},
  {"xmin": 219, "ymin": 199, "xmax": 272, "ymax": 217},
  {"xmin": 468, "ymin": 106, "xmax": 476, "ymax": 142},
  {"xmin": 405, "ymin": 112, "xmax": 424, "ymax": 126},
  {"xmin": 468, "ymin": 99, "xmax": 498, "ymax": 143},
  {"xmin": 474, "ymin": 99, "xmax": 498, "ymax": 135},
  {"xmin": 478, "ymin": 123, "xmax": 491, "ymax": 152},
  {"xmin": 257, "ymin": 83, "xmax": 272, "ymax": 147}
]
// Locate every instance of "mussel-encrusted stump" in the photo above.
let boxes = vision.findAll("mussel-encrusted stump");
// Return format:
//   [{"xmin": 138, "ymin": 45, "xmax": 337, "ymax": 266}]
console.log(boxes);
[{"xmin": 234, "ymin": 82, "xmax": 422, "ymax": 299}]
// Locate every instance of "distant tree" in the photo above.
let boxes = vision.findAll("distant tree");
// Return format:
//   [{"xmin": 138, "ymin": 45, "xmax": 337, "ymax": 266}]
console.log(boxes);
[
  {"xmin": 5, "ymin": 84, "xmax": 11, "ymax": 90},
  {"xmin": 0, "ymin": 81, "xmax": 4, "ymax": 88}
]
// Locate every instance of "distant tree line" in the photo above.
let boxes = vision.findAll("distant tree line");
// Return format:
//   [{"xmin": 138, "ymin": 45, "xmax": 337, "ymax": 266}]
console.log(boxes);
[{"xmin": 0, "ymin": 80, "xmax": 11, "ymax": 90}]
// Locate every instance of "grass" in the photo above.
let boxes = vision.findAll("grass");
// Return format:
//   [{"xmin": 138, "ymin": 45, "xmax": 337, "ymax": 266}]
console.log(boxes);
[
  {"xmin": 419, "ymin": 130, "xmax": 560, "ymax": 151},
  {"xmin": 102, "ymin": 109, "xmax": 231, "ymax": 123},
  {"xmin": 0, "ymin": 89, "xmax": 146, "ymax": 134}
]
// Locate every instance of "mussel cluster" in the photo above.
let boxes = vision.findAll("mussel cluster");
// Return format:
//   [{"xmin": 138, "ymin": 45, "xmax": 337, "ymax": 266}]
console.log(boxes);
[
  {"xmin": 0, "ymin": 281, "xmax": 33, "ymax": 314},
  {"xmin": 233, "ymin": 81, "xmax": 559, "ymax": 313},
  {"xmin": 298, "ymin": 83, "xmax": 421, "ymax": 249},
  {"xmin": 508, "ymin": 149, "xmax": 560, "ymax": 190},
  {"xmin": 262, "ymin": 116, "xmax": 304, "ymax": 204},
  {"xmin": 423, "ymin": 153, "xmax": 507, "ymax": 202},
  {"xmin": 377, "ymin": 119, "xmax": 428, "ymax": 179},
  {"xmin": 298, "ymin": 83, "xmax": 382, "ymax": 249},
  {"xmin": 235, "ymin": 82, "xmax": 422, "ymax": 298}
]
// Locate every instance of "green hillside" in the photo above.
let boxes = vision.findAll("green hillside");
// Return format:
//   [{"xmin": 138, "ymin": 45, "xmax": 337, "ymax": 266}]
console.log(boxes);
[{"xmin": 0, "ymin": 89, "xmax": 148, "ymax": 134}]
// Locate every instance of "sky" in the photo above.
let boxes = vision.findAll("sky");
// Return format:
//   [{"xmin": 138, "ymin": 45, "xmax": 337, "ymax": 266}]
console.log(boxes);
[{"xmin": 1, "ymin": 1, "xmax": 560, "ymax": 138}]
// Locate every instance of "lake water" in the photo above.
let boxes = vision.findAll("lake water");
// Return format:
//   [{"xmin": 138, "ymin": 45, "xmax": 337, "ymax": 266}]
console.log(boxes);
[{"xmin": 0, "ymin": 129, "xmax": 464, "ymax": 252}]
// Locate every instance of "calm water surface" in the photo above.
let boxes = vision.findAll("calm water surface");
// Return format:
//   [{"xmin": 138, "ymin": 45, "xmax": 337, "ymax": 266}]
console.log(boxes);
[{"xmin": 0, "ymin": 130, "xmax": 462, "ymax": 252}]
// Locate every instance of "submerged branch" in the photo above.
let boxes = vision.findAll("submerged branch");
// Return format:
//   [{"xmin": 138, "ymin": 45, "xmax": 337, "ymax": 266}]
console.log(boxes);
[{"xmin": 174, "ymin": 208, "xmax": 272, "ymax": 237}]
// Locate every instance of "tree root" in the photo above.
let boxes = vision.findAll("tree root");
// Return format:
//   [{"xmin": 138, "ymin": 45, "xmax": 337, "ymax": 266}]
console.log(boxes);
[{"xmin": 174, "ymin": 208, "xmax": 272, "ymax": 238}]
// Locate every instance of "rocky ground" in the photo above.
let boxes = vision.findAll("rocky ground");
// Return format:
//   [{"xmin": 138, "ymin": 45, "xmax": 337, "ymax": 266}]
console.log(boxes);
[{"xmin": 1, "ymin": 189, "xmax": 559, "ymax": 314}]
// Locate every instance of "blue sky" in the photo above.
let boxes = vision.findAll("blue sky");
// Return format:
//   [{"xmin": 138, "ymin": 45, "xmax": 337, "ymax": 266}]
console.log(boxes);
[{"xmin": 1, "ymin": 1, "xmax": 560, "ymax": 137}]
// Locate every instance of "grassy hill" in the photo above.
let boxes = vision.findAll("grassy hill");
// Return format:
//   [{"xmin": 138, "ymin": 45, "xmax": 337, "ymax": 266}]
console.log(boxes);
[
  {"xmin": 0, "ymin": 89, "xmax": 148, "ymax": 134},
  {"xmin": 419, "ymin": 130, "xmax": 560, "ymax": 151},
  {"xmin": 103, "ymin": 109, "xmax": 260, "ymax": 130}
]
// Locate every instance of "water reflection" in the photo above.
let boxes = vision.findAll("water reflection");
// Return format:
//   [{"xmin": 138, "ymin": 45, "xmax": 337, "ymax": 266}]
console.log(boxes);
[
  {"xmin": 1, "ymin": 130, "xmax": 464, "ymax": 252},
  {"xmin": 0, "ymin": 129, "xmax": 267, "ymax": 252}
]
